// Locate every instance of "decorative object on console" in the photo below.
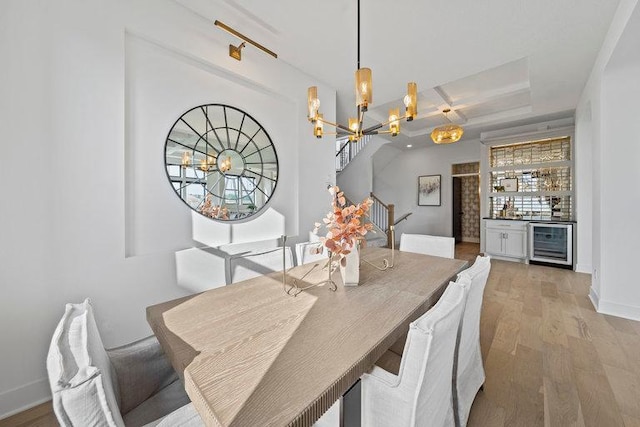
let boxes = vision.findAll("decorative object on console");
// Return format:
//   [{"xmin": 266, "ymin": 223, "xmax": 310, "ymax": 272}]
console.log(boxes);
[
  {"xmin": 164, "ymin": 104, "xmax": 278, "ymax": 222},
  {"xmin": 501, "ymin": 178, "xmax": 518, "ymax": 192},
  {"xmin": 431, "ymin": 108, "xmax": 464, "ymax": 144},
  {"xmin": 213, "ymin": 20, "xmax": 278, "ymax": 61},
  {"xmin": 418, "ymin": 175, "xmax": 442, "ymax": 206},
  {"xmin": 306, "ymin": 0, "xmax": 418, "ymax": 142}
]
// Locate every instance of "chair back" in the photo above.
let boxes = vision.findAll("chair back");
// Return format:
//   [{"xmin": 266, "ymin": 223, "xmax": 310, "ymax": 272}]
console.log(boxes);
[
  {"xmin": 295, "ymin": 241, "xmax": 328, "ymax": 266},
  {"xmin": 399, "ymin": 233, "xmax": 455, "ymax": 259},
  {"xmin": 454, "ymin": 255, "xmax": 491, "ymax": 426},
  {"xmin": 227, "ymin": 246, "xmax": 293, "ymax": 284},
  {"xmin": 457, "ymin": 256, "xmax": 491, "ymax": 344},
  {"xmin": 47, "ymin": 299, "xmax": 124, "ymax": 427},
  {"xmin": 397, "ymin": 277, "xmax": 469, "ymax": 426}
]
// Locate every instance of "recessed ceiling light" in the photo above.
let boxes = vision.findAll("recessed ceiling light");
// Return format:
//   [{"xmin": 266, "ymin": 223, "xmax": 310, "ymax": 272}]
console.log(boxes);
[{"xmin": 406, "ymin": 144, "xmax": 412, "ymax": 148}]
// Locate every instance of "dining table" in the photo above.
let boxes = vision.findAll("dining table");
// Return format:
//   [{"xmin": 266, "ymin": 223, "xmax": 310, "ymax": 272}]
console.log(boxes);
[{"xmin": 147, "ymin": 246, "xmax": 468, "ymax": 427}]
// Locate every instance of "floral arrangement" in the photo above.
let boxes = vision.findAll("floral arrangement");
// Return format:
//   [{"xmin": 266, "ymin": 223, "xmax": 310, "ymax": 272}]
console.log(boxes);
[
  {"xmin": 313, "ymin": 186, "xmax": 373, "ymax": 265},
  {"xmin": 199, "ymin": 195, "xmax": 229, "ymax": 220}
]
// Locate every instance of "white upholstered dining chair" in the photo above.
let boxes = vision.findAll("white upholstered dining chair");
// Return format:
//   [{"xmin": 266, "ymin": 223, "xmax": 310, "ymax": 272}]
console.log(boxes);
[
  {"xmin": 361, "ymin": 276, "xmax": 470, "ymax": 427},
  {"xmin": 46, "ymin": 299, "xmax": 203, "ymax": 427},
  {"xmin": 295, "ymin": 241, "xmax": 328, "ymax": 266},
  {"xmin": 454, "ymin": 255, "xmax": 492, "ymax": 427},
  {"xmin": 399, "ymin": 233, "xmax": 455, "ymax": 259}
]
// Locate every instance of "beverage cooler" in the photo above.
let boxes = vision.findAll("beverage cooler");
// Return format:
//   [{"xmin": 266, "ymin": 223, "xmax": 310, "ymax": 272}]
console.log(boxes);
[{"xmin": 528, "ymin": 222, "xmax": 573, "ymax": 266}]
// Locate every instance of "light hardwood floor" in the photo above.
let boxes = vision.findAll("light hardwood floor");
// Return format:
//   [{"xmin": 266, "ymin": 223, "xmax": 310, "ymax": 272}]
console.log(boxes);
[
  {"xmin": 3, "ymin": 243, "xmax": 640, "ymax": 427},
  {"xmin": 463, "ymin": 243, "xmax": 640, "ymax": 427}
]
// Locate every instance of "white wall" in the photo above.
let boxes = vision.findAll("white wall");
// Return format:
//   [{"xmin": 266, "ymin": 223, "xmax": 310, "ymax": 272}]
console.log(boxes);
[
  {"xmin": 575, "ymin": 0, "xmax": 640, "ymax": 318},
  {"xmin": 0, "ymin": 0, "xmax": 335, "ymax": 417},
  {"xmin": 336, "ymin": 136, "xmax": 392, "ymax": 203},
  {"xmin": 371, "ymin": 141, "xmax": 482, "ymax": 237},
  {"xmin": 574, "ymin": 104, "xmax": 593, "ymax": 273}
]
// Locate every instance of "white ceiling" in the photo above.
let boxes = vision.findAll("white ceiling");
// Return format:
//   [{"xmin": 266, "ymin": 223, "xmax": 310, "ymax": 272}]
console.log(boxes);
[{"xmin": 180, "ymin": 0, "xmax": 621, "ymax": 147}]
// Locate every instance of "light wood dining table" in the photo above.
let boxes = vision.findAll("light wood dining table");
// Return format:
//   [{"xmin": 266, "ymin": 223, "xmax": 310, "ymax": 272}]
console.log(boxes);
[{"xmin": 147, "ymin": 247, "xmax": 468, "ymax": 427}]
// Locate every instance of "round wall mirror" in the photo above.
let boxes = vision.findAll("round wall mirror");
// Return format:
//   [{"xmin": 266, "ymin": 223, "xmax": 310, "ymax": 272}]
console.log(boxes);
[{"xmin": 164, "ymin": 104, "xmax": 279, "ymax": 221}]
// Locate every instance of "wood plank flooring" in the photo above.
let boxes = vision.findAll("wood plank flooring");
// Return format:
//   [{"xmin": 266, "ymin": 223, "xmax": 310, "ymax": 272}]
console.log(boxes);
[
  {"xmin": 463, "ymin": 243, "xmax": 640, "ymax": 427},
  {"xmin": 0, "ymin": 402, "xmax": 56, "ymax": 427},
  {"xmin": 3, "ymin": 242, "xmax": 639, "ymax": 427}
]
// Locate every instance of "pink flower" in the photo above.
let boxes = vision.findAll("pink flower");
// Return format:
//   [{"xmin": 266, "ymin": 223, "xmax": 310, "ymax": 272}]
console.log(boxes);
[{"xmin": 313, "ymin": 186, "xmax": 373, "ymax": 261}]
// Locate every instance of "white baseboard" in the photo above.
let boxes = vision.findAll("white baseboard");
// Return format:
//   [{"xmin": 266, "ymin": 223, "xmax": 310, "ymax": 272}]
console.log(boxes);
[
  {"xmin": 0, "ymin": 378, "xmax": 51, "ymax": 420},
  {"xmin": 589, "ymin": 286, "xmax": 600, "ymax": 311},
  {"xmin": 596, "ymin": 298, "xmax": 640, "ymax": 322},
  {"xmin": 575, "ymin": 263, "xmax": 592, "ymax": 274},
  {"xmin": 589, "ymin": 286, "xmax": 640, "ymax": 321}
]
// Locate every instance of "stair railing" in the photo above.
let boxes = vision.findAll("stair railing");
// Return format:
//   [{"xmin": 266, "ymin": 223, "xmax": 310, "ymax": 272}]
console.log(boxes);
[
  {"xmin": 335, "ymin": 135, "xmax": 372, "ymax": 171},
  {"xmin": 369, "ymin": 192, "xmax": 395, "ymax": 248}
]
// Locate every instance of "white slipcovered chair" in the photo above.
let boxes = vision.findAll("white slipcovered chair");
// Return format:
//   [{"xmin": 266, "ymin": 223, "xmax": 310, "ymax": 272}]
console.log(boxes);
[
  {"xmin": 454, "ymin": 255, "xmax": 492, "ymax": 427},
  {"xmin": 295, "ymin": 241, "xmax": 328, "ymax": 266},
  {"xmin": 399, "ymin": 233, "xmax": 455, "ymax": 259},
  {"xmin": 227, "ymin": 246, "xmax": 293, "ymax": 284},
  {"xmin": 361, "ymin": 276, "xmax": 470, "ymax": 427},
  {"xmin": 46, "ymin": 299, "xmax": 203, "ymax": 427}
]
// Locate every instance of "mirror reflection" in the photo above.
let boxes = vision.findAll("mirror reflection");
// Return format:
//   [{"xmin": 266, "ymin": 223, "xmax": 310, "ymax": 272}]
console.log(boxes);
[{"xmin": 164, "ymin": 104, "xmax": 279, "ymax": 221}]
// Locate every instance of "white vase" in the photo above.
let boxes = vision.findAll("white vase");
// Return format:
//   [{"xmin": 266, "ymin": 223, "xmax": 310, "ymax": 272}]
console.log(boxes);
[{"xmin": 340, "ymin": 247, "xmax": 360, "ymax": 286}]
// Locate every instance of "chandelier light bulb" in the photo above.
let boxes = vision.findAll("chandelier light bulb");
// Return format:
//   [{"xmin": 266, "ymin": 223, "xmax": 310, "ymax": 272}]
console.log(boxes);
[
  {"xmin": 307, "ymin": 86, "xmax": 320, "ymax": 120},
  {"xmin": 349, "ymin": 118, "xmax": 359, "ymax": 132},
  {"xmin": 389, "ymin": 108, "xmax": 400, "ymax": 136},
  {"xmin": 314, "ymin": 113, "xmax": 324, "ymax": 138},
  {"xmin": 181, "ymin": 151, "xmax": 191, "ymax": 168},
  {"xmin": 355, "ymin": 68, "xmax": 373, "ymax": 110}
]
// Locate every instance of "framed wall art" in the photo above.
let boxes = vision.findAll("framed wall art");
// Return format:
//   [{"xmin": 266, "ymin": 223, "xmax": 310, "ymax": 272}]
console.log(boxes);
[{"xmin": 418, "ymin": 175, "xmax": 441, "ymax": 206}]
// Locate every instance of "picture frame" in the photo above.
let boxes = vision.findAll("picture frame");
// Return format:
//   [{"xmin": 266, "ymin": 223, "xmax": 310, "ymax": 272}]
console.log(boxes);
[
  {"xmin": 418, "ymin": 175, "xmax": 441, "ymax": 206},
  {"xmin": 502, "ymin": 178, "xmax": 518, "ymax": 192}
]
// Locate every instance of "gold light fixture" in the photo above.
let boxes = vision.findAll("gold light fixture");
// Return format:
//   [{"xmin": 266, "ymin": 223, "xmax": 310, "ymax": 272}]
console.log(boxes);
[
  {"xmin": 307, "ymin": 1, "xmax": 417, "ymax": 142},
  {"xmin": 431, "ymin": 108, "xmax": 464, "ymax": 144},
  {"xmin": 181, "ymin": 152, "xmax": 192, "ymax": 168},
  {"xmin": 219, "ymin": 156, "xmax": 232, "ymax": 173},
  {"xmin": 229, "ymin": 42, "xmax": 246, "ymax": 61},
  {"xmin": 214, "ymin": 20, "xmax": 277, "ymax": 61},
  {"xmin": 200, "ymin": 155, "xmax": 216, "ymax": 172}
]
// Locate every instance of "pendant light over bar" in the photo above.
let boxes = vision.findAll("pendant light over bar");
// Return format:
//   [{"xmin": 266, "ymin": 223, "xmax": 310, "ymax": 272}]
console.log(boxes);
[
  {"xmin": 214, "ymin": 20, "xmax": 278, "ymax": 61},
  {"xmin": 431, "ymin": 108, "xmax": 464, "ymax": 144},
  {"xmin": 307, "ymin": 1, "xmax": 417, "ymax": 141}
]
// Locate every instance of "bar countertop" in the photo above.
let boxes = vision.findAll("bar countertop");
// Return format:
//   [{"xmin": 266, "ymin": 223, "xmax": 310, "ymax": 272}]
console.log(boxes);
[{"xmin": 483, "ymin": 217, "xmax": 577, "ymax": 223}]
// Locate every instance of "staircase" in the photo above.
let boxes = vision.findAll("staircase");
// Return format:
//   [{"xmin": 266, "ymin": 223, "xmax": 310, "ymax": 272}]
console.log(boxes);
[
  {"xmin": 335, "ymin": 135, "xmax": 372, "ymax": 171},
  {"xmin": 345, "ymin": 191, "xmax": 412, "ymax": 248},
  {"xmin": 337, "ymin": 136, "xmax": 412, "ymax": 247}
]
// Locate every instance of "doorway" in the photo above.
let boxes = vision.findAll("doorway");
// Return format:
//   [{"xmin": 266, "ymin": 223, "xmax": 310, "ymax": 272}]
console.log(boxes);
[{"xmin": 452, "ymin": 163, "xmax": 480, "ymax": 244}]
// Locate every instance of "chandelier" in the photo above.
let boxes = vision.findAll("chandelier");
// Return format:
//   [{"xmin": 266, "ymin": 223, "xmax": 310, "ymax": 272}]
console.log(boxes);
[
  {"xmin": 307, "ymin": 1, "xmax": 418, "ymax": 142},
  {"xmin": 219, "ymin": 156, "xmax": 232, "ymax": 173},
  {"xmin": 196, "ymin": 155, "xmax": 232, "ymax": 173},
  {"xmin": 199, "ymin": 155, "xmax": 215, "ymax": 172},
  {"xmin": 431, "ymin": 108, "xmax": 464, "ymax": 144}
]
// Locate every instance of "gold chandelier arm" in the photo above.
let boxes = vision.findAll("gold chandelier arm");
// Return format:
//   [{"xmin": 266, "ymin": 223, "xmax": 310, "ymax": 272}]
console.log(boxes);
[
  {"xmin": 360, "ymin": 112, "xmax": 410, "ymax": 135},
  {"xmin": 317, "ymin": 117, "xmax": 356, "ymax": 134}
]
